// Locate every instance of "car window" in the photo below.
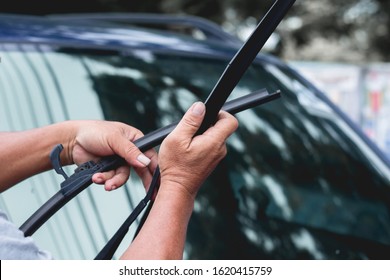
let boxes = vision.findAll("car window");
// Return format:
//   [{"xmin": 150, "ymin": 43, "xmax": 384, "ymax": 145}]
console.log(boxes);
[
  {"xmin": 78, "ymin": 49, "xmax": 390, "ymax": 259},
  {"xmin": 0, "ymin": 44, "xmax": 145, "ymax": 259},
  {"xmin": 0, "ymin": 43, "xmax": 390, "ymax": 259}
]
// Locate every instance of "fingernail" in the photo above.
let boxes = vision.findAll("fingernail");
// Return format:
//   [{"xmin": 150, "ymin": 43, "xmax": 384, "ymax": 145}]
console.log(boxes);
[
  {"xmin": 137, "ymin": 153, "xmax": 151, "ymax": 166},
  {"xmin": 192, "ymin": 102, "xmax": 205, "ymax": 116}
]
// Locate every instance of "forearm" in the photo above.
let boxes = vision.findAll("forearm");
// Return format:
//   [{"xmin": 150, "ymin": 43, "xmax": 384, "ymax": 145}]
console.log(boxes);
[
  {"xmin": 119, "ymin": 104, "xmax": 237, "ymax": 259},
  {"xmin": 0, "ymin": 122, "xmax": 76, "ymax": 192},
  {"xmin": 120, "ymin": 184, "xmax": 195, "ymax": 260}
]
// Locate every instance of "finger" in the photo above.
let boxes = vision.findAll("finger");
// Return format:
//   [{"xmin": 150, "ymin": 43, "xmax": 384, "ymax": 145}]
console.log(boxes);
[
  {"xmin": 104, "ymin": 165, "xmax": 132, "ymax": 191},
  {"xmin": 134, "ymin": 166, "xmax": 153, "ymax": 191},
  {"xmin": 125, "ymin": 144, "xmax": 151, "ymax": 168},
  {"xmin": 108, "ymin": 129, "xmax": 152, "ymax": 168},
  {"xmin": 144, "ymin": 148, "xmax": 158, "ymax": 169},
  {"xmin": 169, "ymin": 102, "xmax": 205, "ymax": 141},
  {"xmin": 203, "ymin": 111, "xmax": 238, "ymax": 139},
  {"xmin": 134, "ymin": 150, "xmax": 158, "ymax": 190},
  {"xmin": 92, "ymin": 166, "xmax": 131, "ymax": 191},
  {"xmin": 92, "ymin": 170, "xmax": 116, "ymax": 184}
]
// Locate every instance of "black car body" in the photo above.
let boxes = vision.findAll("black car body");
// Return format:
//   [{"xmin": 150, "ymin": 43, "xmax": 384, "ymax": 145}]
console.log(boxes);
[{"xmin": 0, "ymin": 13, "xmax": 389, "ymax": 259}]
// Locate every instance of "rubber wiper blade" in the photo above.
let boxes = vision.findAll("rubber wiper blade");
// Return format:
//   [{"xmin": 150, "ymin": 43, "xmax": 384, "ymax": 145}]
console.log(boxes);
[
  {"xmin": 21, "ymin": 0, "xmax": 295, "ymax": 251},
  {"xmin": 197, "ymin": 0, "xmax": 295, "ymax": 134},
  {"xmin": 94, "ymin": 0, "xmax": 295, "ymax": 260},
  {"xmin": 20, "ymin": 90, "xmax": 281, "ymax": 236},
  {"xmin": 94, "ymin": 90, "xmax": 281, "ymax": 260}
]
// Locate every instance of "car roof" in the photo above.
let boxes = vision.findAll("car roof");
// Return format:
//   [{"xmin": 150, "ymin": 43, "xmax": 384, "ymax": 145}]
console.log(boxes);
[{"xmin": 0, "ymin": 13, "xmax": 242, "ymax": 57}]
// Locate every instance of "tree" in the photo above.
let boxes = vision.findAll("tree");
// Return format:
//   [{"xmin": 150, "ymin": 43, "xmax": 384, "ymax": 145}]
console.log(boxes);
[{"xmin": 153, "ymin": 0, "xmax": 390, "ymax": 62}]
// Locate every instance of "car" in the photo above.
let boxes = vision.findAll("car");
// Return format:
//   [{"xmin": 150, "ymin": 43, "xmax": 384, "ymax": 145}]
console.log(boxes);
[{"xmin": 0, "ymin": 13, "xmax": 389, "ymax": 260}]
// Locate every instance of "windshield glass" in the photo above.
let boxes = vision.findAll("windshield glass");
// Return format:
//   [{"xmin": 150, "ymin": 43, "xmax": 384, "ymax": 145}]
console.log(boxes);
[{"xmin": 1, "ymin": 44, "xmax": 389, "ymax": 259}]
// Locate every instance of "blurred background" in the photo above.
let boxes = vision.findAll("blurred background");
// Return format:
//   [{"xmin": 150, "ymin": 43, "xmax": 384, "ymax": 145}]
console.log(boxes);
[{"xmin": 1, "ymin": 0, "xmax": 389, "ymax": 158}]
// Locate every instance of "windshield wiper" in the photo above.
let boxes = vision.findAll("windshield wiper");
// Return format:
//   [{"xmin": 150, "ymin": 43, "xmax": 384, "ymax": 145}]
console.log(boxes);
[
  {"xmin": 20, "ymin": 0, "xmax": 295, "ymax": 259},
  {"xmin": 20, "ymin": 90, "xmax": 280, "ymax": 237},
  {"xmin": 95, "ymin": 0, "xmax": 295, "ymax": 260},
  {"xmin": 197, "ymin": 0, "xmax": 295, "ymax": 134}
]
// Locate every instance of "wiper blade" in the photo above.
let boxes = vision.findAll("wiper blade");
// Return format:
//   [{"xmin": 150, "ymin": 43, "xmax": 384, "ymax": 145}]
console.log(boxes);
[
  {"xmin": 21, "ymin": 0, "xmax": 295, "ymax": 259},
  {"xmin": 20, "ymin": 89, "xmax": 280, "ymax": 237},
  {"xmin": 95, "ymin": 0, "xmax": 295, "ymax": 260},
  {"xmin": 198, "ymin": 0, "xmax": 295, "ymax": 134},
  {"xmin": 94, "ymin": 90, "xmax": 281, "ymax": 260}
]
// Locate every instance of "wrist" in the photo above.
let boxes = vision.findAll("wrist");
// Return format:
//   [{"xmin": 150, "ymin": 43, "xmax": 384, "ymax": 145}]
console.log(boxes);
[
  {"xmin": 50, "ymin": 121, "xmax": 79, "ymax": 166},
  {"xmin": 158, "ymin": 179, "xmax": 197, "ymax": 205}
]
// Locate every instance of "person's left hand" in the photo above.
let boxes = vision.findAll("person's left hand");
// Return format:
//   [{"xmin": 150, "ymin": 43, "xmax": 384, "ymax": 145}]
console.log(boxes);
[
  {"xmin": 68, "ymin": 120, "xmax": 158, "ymax": 191},
  {"xmin": 158, "ymin": 102, "xmax": 238, "ymax": 199}
]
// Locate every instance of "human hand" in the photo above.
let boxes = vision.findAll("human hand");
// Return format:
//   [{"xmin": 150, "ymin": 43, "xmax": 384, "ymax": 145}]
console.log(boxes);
[
  {"xmin": 158, "ymin": 102, "xmax": 238, "ymax": 199},
  {"xmin": 69, "ymin": 120, "xmax": 158, "ymax": 191}
]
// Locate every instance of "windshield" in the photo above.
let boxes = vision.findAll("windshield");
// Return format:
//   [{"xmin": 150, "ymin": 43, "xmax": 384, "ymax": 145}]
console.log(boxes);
[{"xmin": 1, "ymin": 43, "xmax": 389, "ymax": 259}]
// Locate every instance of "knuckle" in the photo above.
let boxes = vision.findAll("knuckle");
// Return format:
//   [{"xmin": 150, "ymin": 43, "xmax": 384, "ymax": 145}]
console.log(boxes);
[
  {"xmin": 231, "ymin": 117, "xmax": 239, "ymax": 130},
  {"xmin": 183, "ymin": 116, "xmax": 199, "ymax": 129},
  {"xmin": 125, "ymin": 144, "xmax": 139, "ymax": 155},
  {"xmin": 132, "ymin": 128, "xmax": 144, "ymax": 139},
  {"xmin": 164, "ymin": 134, "xmax": 177, "ymax": 148},
  {"xmin": 215, "ymin": 143, "xmax": 227, "ymax": 160}
]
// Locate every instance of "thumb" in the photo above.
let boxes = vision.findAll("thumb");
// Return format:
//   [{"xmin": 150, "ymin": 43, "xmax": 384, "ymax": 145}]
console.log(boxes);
[{"xmin": 171, "ymin": 102, "xmax": 205, "ymax": 139}]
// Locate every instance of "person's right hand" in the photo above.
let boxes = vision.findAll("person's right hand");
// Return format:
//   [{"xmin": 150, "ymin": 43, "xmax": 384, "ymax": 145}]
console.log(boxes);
[
  {"xmin": 69, "ymin": 120, "xmax": 157, "ymax": 191},
  {"xmin": 158, "ymin": 102, "xmax": 238, "ymax": 199}
]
